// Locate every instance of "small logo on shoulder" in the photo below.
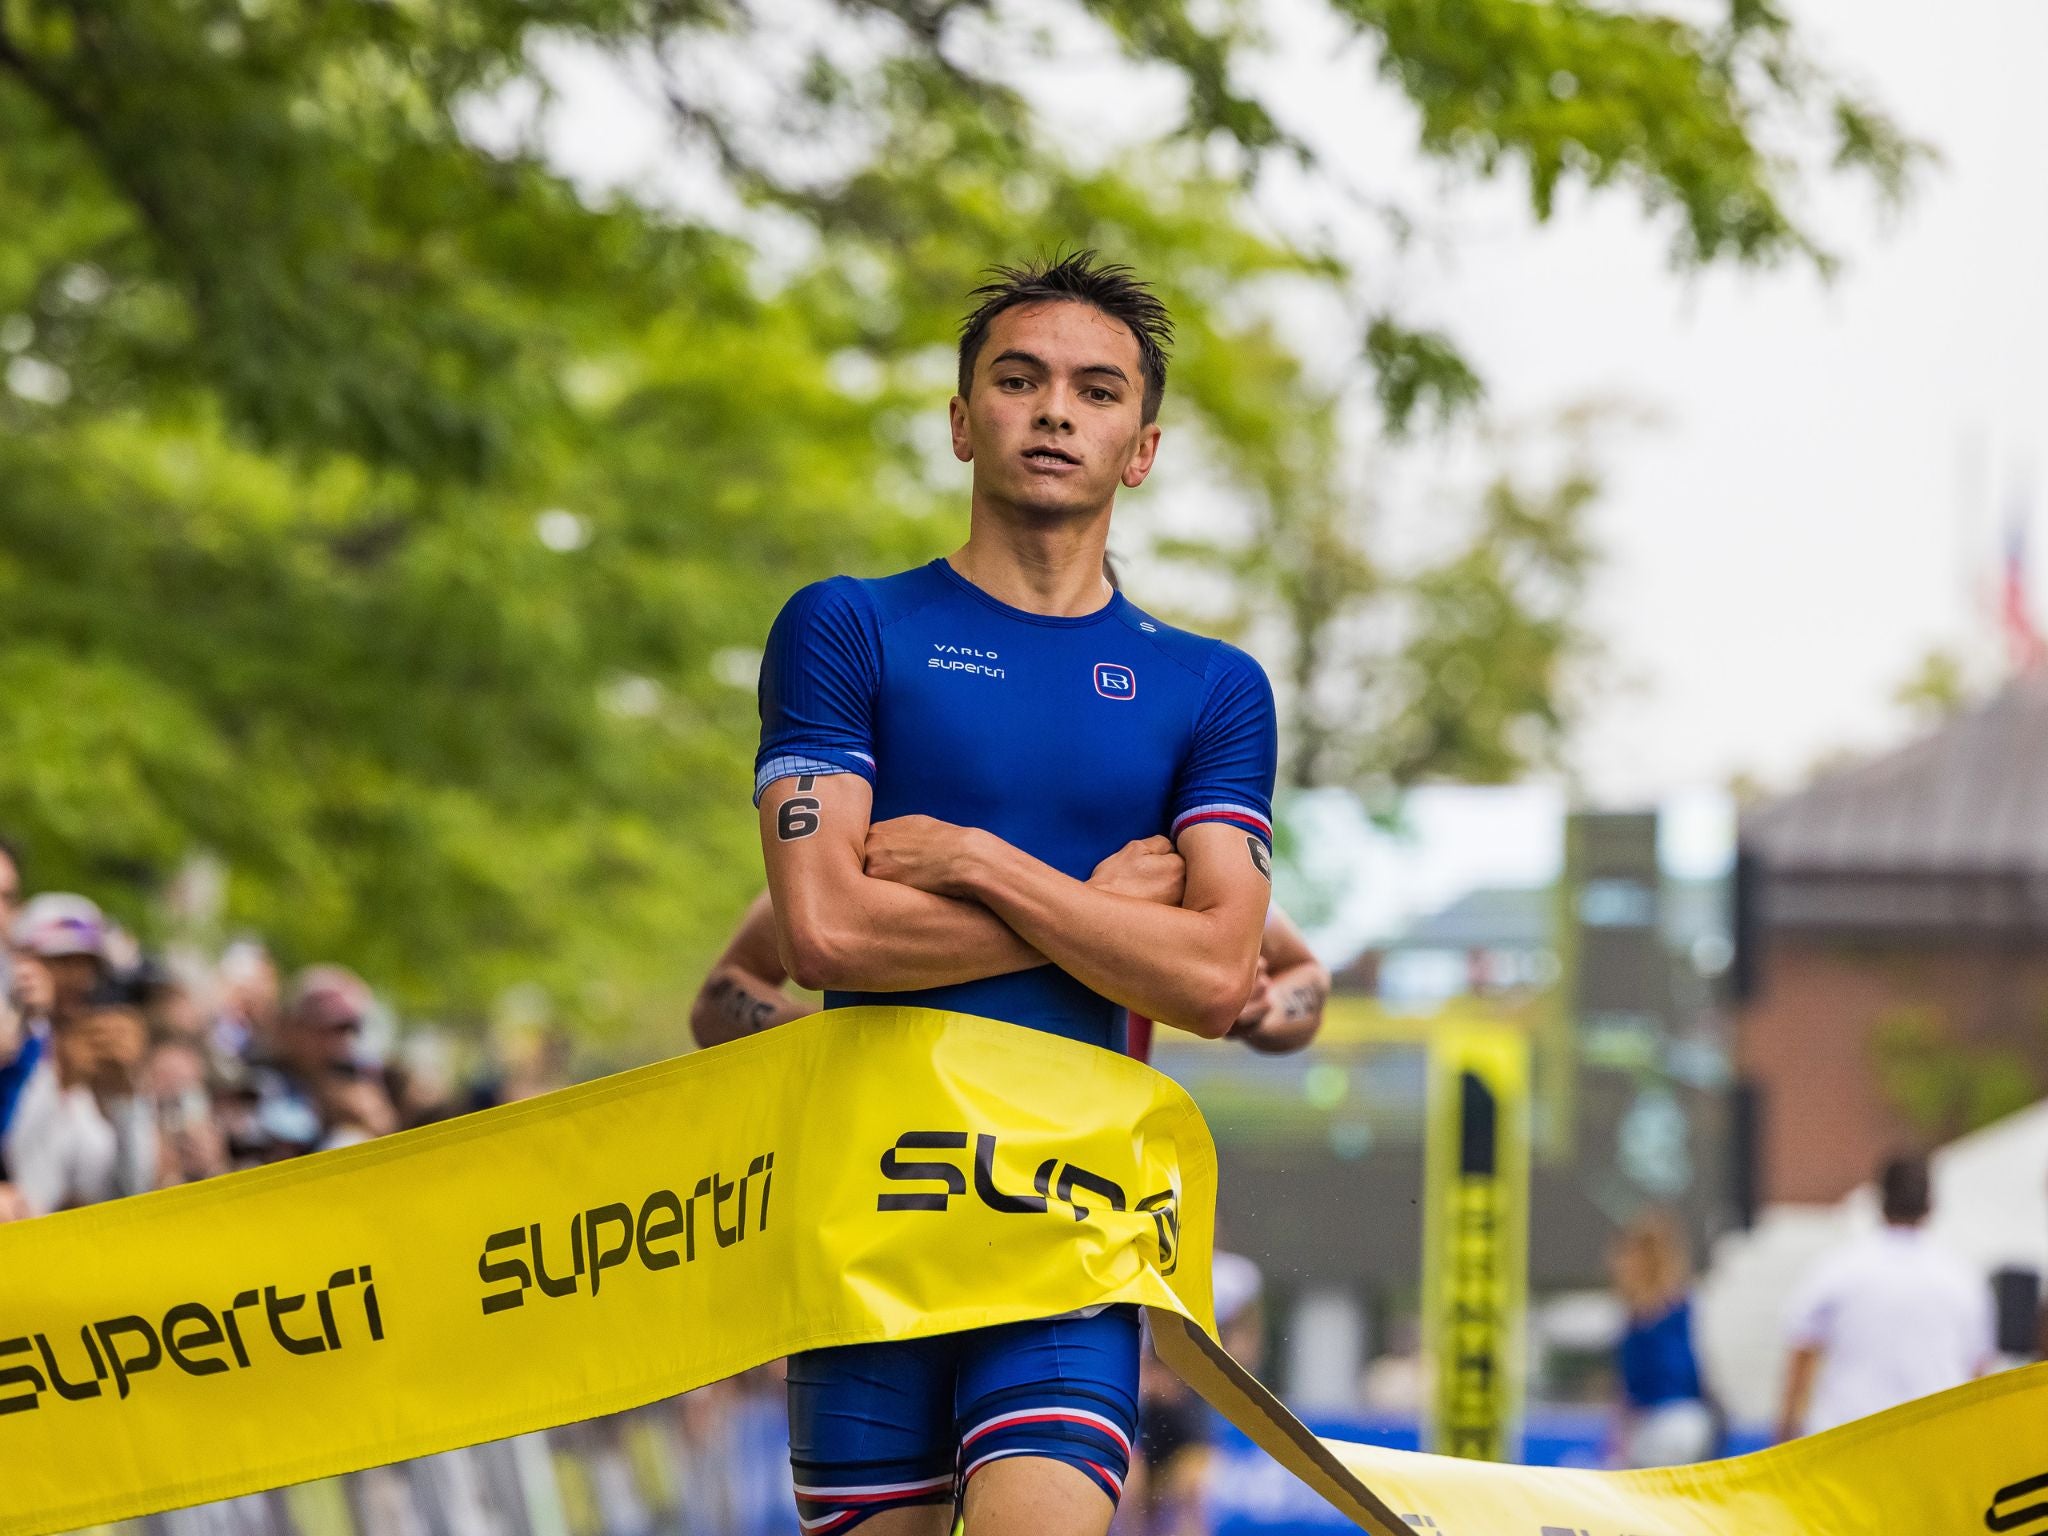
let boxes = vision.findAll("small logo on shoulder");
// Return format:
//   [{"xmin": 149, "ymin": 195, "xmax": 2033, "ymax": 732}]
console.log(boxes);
[{"xmin": 1094, "ymin": 662, "xmax": 1136, "ymax": 700}]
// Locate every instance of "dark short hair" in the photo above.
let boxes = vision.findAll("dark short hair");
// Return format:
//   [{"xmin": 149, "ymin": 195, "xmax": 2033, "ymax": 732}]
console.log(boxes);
[
  {"xmin": 957, "ymin": 251, "xmax": 1173, "ymax": 424},
  {"xmin": 1879, "ymin": 1153, "xmax": 1931, "ymax": 1224}
]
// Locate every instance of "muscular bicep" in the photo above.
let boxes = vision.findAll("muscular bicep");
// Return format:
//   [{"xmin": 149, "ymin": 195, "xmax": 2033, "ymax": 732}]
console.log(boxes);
[
  {"xmin": 1177, "ymin": 821, "xmax": 1274, "ymax": 972},
  {"xmin": 758, "ymin": 773, "xmax": 873, "ymax": 967}
]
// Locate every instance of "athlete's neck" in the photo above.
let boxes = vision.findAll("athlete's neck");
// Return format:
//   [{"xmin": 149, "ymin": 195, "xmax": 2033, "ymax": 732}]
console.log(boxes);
[{"xmin": 948, "ymin": 514, "xmax": 1112, "ymax": 618}]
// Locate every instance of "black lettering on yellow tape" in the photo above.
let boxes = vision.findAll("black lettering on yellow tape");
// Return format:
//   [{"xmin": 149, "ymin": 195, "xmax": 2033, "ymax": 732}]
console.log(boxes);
[{"xmin": 0, "ymin": 1008, "xmax": 2037, "ymax": 1536}]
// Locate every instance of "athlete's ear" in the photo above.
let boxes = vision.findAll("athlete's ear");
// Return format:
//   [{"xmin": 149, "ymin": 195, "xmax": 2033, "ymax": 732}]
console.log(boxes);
[
  {"xmin": 1121, "ymin": 422, "xmax": 1162, "ymax": 489},
  {"xmin": 948, "ymin": 393, "xmax": 974, "ymax": 463}
]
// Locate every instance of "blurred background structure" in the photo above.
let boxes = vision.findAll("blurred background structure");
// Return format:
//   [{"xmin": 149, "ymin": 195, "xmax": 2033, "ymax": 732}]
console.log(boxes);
[{"xmin": 3, "ymin": 0, "xmax": 2046, "ymax": 1530}]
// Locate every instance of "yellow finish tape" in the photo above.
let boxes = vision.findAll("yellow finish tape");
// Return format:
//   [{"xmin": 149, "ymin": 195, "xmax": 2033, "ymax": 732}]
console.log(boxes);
[{"xmin": 0, "ymin": 1008, "xmax": 2038, "ymax": 1536}]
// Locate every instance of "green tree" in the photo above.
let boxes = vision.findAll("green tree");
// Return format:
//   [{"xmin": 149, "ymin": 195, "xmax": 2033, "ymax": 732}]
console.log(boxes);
[
  {"xmin": 0, "ymin": 0, "xmax": 1919, "ymax": 1034},
  {"xmin": 1875, "ymin": 1005, "xmax": 2043, "ymax": 1143},
  {"xmin": 1892, "ymin": 646, "xmax": 1978, "ymax": 728}
]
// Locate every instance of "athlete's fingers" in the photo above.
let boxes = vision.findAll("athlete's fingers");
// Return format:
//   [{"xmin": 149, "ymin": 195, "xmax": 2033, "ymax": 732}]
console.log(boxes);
[
  {"xmin": 864, "ymin": 814, "xmax": 977, "ymax": 897},
  {"xmin": 1091, "ymin": 836, "xmax": 1173, "ymax": 874},
  {"xmin": 1088, "ymin": 839, "xmax": 1185, "ymax": 905}
]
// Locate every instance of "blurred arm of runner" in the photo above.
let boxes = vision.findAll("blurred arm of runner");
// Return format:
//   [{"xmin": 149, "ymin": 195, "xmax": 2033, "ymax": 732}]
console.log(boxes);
[
  {"xmin": 761, "ymin": 775, "xmax": 1189, "ymax": 995},
  {"xmin": 1774, "ymin": 1344, "xmax": 1820, "ymax": 1443},
  {"xmin": 690, "ymin": 892, "xmax": 820, "ymax": 1049},
  {"xmin": 866, "ymin": 816, "xmax": 1266, "ymax": 1039},
  {"xmin": 1227, "ymin": 908, "xmax": 1330, "ymax": 1054}
]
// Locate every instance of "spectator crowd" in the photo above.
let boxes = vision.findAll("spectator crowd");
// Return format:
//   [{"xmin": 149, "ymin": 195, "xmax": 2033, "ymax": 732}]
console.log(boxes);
[{"xmin": 0, "ymin": 836, "xmax": 566, "ymax": 1225}]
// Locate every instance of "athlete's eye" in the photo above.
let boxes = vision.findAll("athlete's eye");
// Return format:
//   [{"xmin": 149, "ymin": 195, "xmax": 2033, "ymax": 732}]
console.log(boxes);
[
  {"xmin": 1086, "ymin": 387, "xmax": 1117, "ymax": 403},
  {"xmin": 998, "ymin": 376, "xmax": 1032, "ymax": 391}
]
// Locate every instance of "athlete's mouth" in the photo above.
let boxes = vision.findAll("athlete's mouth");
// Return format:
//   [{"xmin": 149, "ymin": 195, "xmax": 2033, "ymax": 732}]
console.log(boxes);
[{"xmin": 1022, "ymin": 446, "xmax": 1080, "ymax": 466}]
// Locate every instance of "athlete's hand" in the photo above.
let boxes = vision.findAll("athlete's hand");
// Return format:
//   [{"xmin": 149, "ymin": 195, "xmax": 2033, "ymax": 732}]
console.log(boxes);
[
  {"xmin": 863, "ymin": 814, "xmax": 985, "ymax": 898},
  {"xmin": 1088, "ymin": 837, "xmax": 1186, "ymax": 906}
]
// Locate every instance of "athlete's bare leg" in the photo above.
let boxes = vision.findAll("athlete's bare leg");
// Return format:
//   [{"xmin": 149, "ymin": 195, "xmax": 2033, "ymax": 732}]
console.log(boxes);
[
  {"xmin": 962, "ymin": 1456, "xmax": 1115, "ymax": 1536},
  {"xmin": 855, "ymin": 1505, "xmax": 954, "ymax": 1536}
]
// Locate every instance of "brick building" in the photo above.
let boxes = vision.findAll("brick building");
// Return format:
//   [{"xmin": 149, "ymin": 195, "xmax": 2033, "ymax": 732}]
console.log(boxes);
[{"xmin": 1736, "ymin": 673, "xmax": 2048, "ymax": 1204}]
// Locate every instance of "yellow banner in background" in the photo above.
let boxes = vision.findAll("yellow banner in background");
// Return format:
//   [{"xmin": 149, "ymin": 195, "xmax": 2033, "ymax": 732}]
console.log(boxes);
[
  {"xmin": 1419, "ymin": 1021, "xmax": 1531, "ymax": 1464},
  {"xmin": 0, "ymin": 1008, "xmax": 2039, "ymax": 1536}
]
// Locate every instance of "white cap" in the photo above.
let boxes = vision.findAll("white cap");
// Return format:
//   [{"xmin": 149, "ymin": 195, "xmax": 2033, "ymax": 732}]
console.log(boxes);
[
  {"xmin": 1213, "ymin": 1250, "xmax": 1264, "ymax": 1326},
  {"xmin": 9, "ymin": 893, "xmax": 108, "ymax": 961}
]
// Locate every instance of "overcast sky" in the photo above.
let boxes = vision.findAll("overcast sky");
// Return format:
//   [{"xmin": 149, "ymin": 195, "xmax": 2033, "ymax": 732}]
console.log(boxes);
[
  {"xmin": 1241, "ymin": 0, "xmax": 2048, "ymax": 803},
  {"xmin": 527, "ymin": 0, "xmax": 2048, "ymax": 808}
]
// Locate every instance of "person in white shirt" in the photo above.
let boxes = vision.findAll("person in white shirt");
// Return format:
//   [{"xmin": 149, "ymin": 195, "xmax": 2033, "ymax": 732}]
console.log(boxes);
[
  {"xmin": 1776, "ymin": 1153, "xmax": 1995, "ymax": 1439},
  {"xmin": 6, "ymin": 1008, "xmax": 122, "ymax": 1215},
  {"xmin": 4, "ymin": 895, "xmax": 117, "ymax": 1214}
]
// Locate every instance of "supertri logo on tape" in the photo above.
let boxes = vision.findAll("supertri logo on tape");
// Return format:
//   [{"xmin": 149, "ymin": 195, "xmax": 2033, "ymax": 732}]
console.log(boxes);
[
  {"xmin": 1, "ymin": 1007, "xmax": 2042, "ymax": 1536},
  {"xmin": 477, "ymin": 1152, "xmax": 776, "ymax": 1314},
  {"xmin": 1988, "ymin": 1470, "xmax": 2048, "ymax": 1534},
  {"xmin": 874, "ymin": 1129, "xmax": 1180, "ymax": 1273},
  {"xmin": 0, "ymin": 1263, "xmax": 385, "ymax": 1417}
]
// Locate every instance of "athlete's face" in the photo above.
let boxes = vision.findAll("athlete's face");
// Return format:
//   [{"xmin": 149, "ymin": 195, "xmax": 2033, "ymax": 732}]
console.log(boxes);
[{"xmin": 950, "ymin": 300, "xmax": 1161, "ymax": 520}]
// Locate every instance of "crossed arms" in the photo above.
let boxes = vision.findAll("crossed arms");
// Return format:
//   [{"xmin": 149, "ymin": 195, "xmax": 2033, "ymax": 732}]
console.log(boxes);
[
  {"xmin": 690, "ymin": 886, "xmax": 1332, "ymax": 1052},
  {"xmin": 755, "ymin": 773, "xmax": 1272, "ymax": 1039}
]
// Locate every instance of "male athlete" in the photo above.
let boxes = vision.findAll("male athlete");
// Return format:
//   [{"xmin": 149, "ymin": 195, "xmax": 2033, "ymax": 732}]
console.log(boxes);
[{"xmin": 754, "ymin": 253, "xmax": 1278, "ymax": 1536}]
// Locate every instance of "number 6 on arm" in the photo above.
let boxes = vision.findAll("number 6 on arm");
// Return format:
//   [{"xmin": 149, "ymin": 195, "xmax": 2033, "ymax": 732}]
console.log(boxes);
[{"xmin": 776, "ymin": 776, "xmax": 822, "ymax": 841}]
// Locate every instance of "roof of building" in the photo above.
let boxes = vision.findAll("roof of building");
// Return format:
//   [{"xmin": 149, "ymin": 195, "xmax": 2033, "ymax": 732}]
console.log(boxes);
[
  {"xmin": 1374, "ymin": 879, "xmax": 1727, "ymax": 956},
  {"xmin": 1742, "ymin": 671, "xmax": 2048, "ymax": 875},
  {"xmin": 1389, "ymin": 885, "xmax": 1550, "ymax": 951}
]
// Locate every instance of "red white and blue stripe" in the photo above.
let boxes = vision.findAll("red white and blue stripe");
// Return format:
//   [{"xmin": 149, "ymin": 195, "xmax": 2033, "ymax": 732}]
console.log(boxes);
[
  {"xmin": 1171, "ymin": 802, "xmax": 1273, "ymax": 846},
  {"xmin": 792, "ymin": 1473, "xmax": 954, "ymax": 1533},
  {"xmin": 960, "ymin": 1403, "xmax": 1132, "ymax": 1498}
]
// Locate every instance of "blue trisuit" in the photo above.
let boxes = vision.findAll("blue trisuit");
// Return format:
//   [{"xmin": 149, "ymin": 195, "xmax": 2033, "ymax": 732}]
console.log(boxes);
[{"xmin": 756, "ymin": 559, "xmax": 1277, "ymax": 1530}]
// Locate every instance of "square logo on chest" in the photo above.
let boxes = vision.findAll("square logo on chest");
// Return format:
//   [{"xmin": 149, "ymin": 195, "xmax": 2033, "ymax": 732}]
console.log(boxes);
[{"xmin": 1093, "ymin": 662, "xmax": 1137, "ymax": 701}]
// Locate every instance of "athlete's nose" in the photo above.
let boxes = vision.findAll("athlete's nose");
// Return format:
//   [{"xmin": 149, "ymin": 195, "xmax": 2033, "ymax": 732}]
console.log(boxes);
[{"xmin": 1035, "ymin": 392, "xmax": 1076, "ymax": 433}]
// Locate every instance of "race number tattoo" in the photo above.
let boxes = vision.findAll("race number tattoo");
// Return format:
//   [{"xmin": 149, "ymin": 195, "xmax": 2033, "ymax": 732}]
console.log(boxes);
[
  {"xmin": 778, "ymin": 774, "xmax": 822, "ymax": 841},
  {"xmin": 1247, "ymin": 835, "xmax": 1271, "ymax": 881}
]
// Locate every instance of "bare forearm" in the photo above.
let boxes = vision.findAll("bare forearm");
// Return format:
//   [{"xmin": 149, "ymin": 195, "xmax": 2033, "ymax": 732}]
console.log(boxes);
[
  {"xmin": 1776, "ymin": 1347, "xmax": 1819, "ymax": 1441},
  {"xmin": 778, "ymin": 875, "xmax": 1044, "ymax": 993},
  {"xmin": 690, "ymin": 966, "xmax": 816, "ymax": 1049},
  {"xmin": 761, "ymin": 775, "xmax": 1045, "ymax": 993},
  {"xmin": 1235, "ymin": 961, "xmax": 1329, "ymax": 1053},
  {"xmin": 960, "ymin": 838, "xmax": 1253, "ymax": 1037}
]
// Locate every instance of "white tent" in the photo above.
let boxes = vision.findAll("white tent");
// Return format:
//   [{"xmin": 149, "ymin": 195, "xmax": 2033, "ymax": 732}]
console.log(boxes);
[{"xmin": 1923, "ymin": 1096, "xmax": 2048, "ymax": 1274}]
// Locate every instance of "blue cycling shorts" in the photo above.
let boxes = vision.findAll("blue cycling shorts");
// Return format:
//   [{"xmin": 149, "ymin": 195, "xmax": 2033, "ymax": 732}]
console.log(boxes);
[{"xmin": 786, "ymin": 1306, "xmax": 1140, "ymax": 1533}]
